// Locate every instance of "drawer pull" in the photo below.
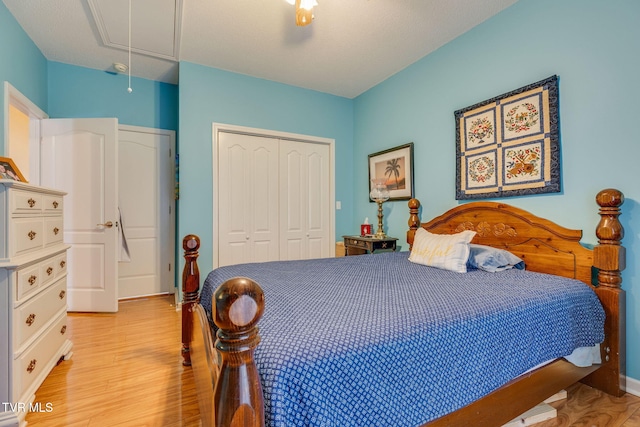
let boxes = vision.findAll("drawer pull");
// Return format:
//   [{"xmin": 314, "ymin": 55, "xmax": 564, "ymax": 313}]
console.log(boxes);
[
  {"xmin": 27, "ymin": 198, "xmax": 36, "ymax": 208},
  {"xmin": 53, "ymin": 201, "xmax": 59, "ymax": 209},
  {"xmin": 59, "ymin": 290, "xmax": 66, "ymax": 299},
  {"xmin": 27, "ymin": 359, "xmax": 37, "ymax": 373},
  {"xmin": 26, "ymin": 313, "xmax": 36, "ymax": 326},
  {"xmin": 60, "ymin": 260, "xmax": 66, "ymax": 268},
  {"xmin": 47, "ymin": 267, "xmax": 54, "ymax": 276},
  {"xmin": 28, "ymin": 275, "xmax": 38, "ymax": 286},
  {"xmin": 53, "ymin": 227, "xmax": 60, "ymax": 235},
  {"xmin": 60, "ymin": 325, "xmax": 67, "ymax": 335},
  {"xmin": 28, "ymin": 230, "xmax": 37, "ymax": 240}
]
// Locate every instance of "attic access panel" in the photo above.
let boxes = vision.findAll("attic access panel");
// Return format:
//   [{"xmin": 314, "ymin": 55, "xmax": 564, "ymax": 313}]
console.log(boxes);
[{"xmin": 88, "ymin": 0, "xmax": 182, "ymax": 61}]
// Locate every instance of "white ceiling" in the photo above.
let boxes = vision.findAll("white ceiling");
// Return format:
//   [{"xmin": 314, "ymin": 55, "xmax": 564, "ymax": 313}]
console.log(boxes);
[{"xmin": 3, "ymin": 0, "xmax": 518, "ymax": 99}]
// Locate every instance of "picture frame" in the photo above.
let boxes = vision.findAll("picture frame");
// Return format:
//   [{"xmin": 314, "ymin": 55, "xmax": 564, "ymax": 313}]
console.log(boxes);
[
  {"xmin": 0, "ymin": 157, "xmax": 27, "ymax": 182},
  {"xmin": 368, "ymin": 143, "xmax": 414, "ymax": 201},
  {"xmin": 454, "ymin": 75, "xmax": 560, "ymax": 200}
]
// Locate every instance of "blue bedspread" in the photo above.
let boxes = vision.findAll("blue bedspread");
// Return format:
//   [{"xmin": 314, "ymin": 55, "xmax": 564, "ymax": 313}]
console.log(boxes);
[{"xmin": 201, "ymin": 251, "xmax": 604, "ymax": 426}]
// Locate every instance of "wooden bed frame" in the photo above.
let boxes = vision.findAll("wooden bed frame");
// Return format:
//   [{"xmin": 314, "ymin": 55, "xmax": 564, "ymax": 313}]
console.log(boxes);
[{"xmin": 181, "ymin": 188, "xmax": 626, "ymax": 427}]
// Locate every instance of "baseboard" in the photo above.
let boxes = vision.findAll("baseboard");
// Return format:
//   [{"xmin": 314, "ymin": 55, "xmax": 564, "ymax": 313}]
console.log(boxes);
[
  {"xmin": 0, "ymin": 411, "xmax": 18, "ymax": 427},
  {"xmin": 625, "ymin": 375, "xmax": 640, "ymax": 397}
]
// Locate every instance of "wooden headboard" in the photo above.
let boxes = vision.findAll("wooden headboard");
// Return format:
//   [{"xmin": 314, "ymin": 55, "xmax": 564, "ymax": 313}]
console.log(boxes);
[{"xmin": 407, "ymin": 190, "xmax": 624, "ymax": 287}]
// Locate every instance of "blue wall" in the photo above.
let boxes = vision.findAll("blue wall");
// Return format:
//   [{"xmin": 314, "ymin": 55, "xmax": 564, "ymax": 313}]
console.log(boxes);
[
  {"xmin": 47, "ymin": 61, "xmax": 178, "ymax": 130},
  {"xmin": 178, "ymin": 63, "xmax": 354, "ymax": 276},
  {"xmin": 0, "ymin": 2, "xmax": 48, "ymax": 153},
  {"xmin": 353, "ymin": 0, "xmax": 640, "ymax": 381}
]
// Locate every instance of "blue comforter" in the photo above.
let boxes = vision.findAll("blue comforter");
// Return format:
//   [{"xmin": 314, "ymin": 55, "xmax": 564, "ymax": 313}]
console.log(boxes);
[{"xmin": 201, "ymin": 251, "xmax": 604, "ymax": 426}]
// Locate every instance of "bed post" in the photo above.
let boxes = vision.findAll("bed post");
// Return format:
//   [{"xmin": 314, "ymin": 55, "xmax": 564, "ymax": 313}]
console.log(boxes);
[
  {"xmin": 407, "ymin": 198, "xmax": 421, "ymax": 249},
  {"xmin": 182, "ymin": 234, "xmax": 201, "ymax": 366},
  {"xmin": 582, "ymin": 188, "xmax": 626, "ymax": 396},
  {"xmin": 213, "ymin": 277, "xmax": 265, "ymax": 427}
]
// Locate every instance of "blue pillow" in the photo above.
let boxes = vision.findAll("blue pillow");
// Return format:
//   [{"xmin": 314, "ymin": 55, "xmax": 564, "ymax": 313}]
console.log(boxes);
[{"xmin": 467, "ymin": 244, "xmax": 525, "ymax": 272}]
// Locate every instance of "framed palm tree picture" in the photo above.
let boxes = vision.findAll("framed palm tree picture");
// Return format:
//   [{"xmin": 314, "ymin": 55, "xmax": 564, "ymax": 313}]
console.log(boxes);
[{"xmin": 368, "ymin": 143, "xmax": 414, "ymax": 201}]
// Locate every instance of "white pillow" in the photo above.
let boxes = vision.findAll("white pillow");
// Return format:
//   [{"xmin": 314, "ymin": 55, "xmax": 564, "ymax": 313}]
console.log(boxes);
[{"xmin": 409, "ymin": 228, "xmax": 477, "ymax": 273}]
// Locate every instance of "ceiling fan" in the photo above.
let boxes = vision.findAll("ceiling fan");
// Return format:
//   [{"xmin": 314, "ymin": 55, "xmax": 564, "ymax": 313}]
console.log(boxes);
[{"xmin": 285, "ymin": 0, "xmax": 318, "ymax": 26}]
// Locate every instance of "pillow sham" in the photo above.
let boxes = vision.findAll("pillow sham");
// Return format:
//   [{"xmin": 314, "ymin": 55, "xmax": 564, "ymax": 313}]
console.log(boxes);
[
  {"xmin": 467, "ymin": 244, "xmax": 525, "ymax": 272},
  {"xmin": 408, "ymin": 228, "xmax": 476, "ymax": 273}
]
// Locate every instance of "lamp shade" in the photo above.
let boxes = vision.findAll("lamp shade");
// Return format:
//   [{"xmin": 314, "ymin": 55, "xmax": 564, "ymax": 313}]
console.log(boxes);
[{"xmin": 370, "ymin": 178, "xmax": 390, "ymax": 202}]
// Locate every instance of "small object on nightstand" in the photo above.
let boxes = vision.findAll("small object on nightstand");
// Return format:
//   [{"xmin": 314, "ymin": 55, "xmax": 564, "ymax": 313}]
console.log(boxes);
[
  {"xmin": 342, "ymin": 235, "xmax": 398, "ymax": 256},
  {"xmin": 360, "ymin": 217, "xmax": 372, "ymax": 236}
]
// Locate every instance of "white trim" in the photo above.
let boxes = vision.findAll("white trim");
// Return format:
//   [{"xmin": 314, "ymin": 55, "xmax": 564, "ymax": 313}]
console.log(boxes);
[
  {"xmin": 625, "ymin": 375, "xmax": 640, "ymax": 397},
  {"xmin": 212, "ymin": 122, "xmax": 336, "ymax": 269},
  {"xmin": 3, "ymin": 82, "xmax": 48, "ymax": 184},
  {"xmin": 0, "ymin": 412, "xmax": 18, "ymax": 427}
]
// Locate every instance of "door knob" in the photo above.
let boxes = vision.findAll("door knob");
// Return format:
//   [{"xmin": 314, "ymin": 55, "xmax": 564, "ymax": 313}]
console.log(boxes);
[{"xmin": 97, "ymin": 221, "xmax": 114, "ymax": 228}]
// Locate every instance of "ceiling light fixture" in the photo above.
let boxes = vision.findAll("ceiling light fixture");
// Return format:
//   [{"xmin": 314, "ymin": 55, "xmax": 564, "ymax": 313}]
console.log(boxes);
[{"xmin": 285, "ymin": 0, "xmax": 318, "ymax": 26}]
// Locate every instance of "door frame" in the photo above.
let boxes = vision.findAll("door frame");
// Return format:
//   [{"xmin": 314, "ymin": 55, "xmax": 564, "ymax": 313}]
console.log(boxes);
[
  {"xmin": 212, "ymin": 123, "xmax": 336, "ymax": 269},
  {"xmin": 118, "ymin": 124, "xmax": 176, "ymax": 297},
  {"xmin": 3, "ymin": 82, "xmax": 48, "ymax": 183}
]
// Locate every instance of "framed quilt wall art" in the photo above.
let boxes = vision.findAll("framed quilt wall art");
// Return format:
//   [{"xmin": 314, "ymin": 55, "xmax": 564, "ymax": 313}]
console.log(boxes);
[{"xmin": 455, "ymin": 75, "xmax": 560, "ymax": 200}]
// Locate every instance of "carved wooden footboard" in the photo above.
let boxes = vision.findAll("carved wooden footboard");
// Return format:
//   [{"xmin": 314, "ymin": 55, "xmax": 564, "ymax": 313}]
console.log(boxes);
[{"xmin": 182, "ymin": 188, "xmax": 625, "ymax": 427}]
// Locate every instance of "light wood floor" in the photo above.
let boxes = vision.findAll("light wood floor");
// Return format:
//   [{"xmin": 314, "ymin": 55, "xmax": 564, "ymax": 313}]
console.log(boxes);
[
  {"xmin": 25, "ymin": 295, "xmax": 640, "ymax": 427},
  {"xmin": 26, "ymin": 295, "xmax": 201, "ymax": 427}
]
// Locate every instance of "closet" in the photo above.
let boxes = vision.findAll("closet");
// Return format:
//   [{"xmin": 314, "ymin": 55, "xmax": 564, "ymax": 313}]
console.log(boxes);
[{"xmin": 216, "ymin": 130, "xmax": 333, "ymax": 267}]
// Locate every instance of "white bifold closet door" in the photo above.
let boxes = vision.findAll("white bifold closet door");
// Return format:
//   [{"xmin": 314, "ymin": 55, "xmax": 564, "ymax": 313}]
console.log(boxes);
[{"xmin": 217, "ymin": 132, "xmax": 331, "ymax": 267}]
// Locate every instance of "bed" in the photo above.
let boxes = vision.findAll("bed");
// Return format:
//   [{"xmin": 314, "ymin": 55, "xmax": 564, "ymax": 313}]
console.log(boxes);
[{"xmin": 181, "ymin": 188, "xmax": 626, "ymax": 427}]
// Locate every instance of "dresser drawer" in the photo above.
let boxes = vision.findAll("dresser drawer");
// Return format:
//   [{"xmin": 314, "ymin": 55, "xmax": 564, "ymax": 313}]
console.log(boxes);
[
  {"xmin": 13, "ymin": 311, "xmax": 69, "ymax": 399},
  {"xmin": 12, "ymin": 218, "xmax": 44, "ymax": 256},
  {"xmin": 348, "ymin": 238, "xmax": 368, "ymax": 249},
  {"xmin": 44, "ymin": 217, "xmax": 64, "ymax": 246},
  {"xmin": 16, "ymin": 264, "xmax": 42, "ymax": 301},
  {"xmin": 13, "ymin": 278, "xmax": 67, "ymax": 352},
  {"xmin": 16, "ymin": 256, "xmax": 64, "ymax": 302},
  {"xmin": 54, "ymin": 253, "xmax": 68, "ymax": 278},
  {"xmin": 43, "ymin": 195, "xmax": 64, "ymax": 213},
  {"xmin": 10, "ymin": 190, "xmax": 44, "ymax": 214}
]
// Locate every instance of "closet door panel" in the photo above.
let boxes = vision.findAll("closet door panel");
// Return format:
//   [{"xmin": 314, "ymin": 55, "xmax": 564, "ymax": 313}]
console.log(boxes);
[
  {"xmin": 280, "ymin": 141, "xmax": 331, "ymax": 260},
  {"xmin": 250, "ymin": 146, "xmax": 279, "ymax": 263},
  {"xmin": 280, "ymin": 144, "xmax": 305, "ymax": 260},
  {"xmin": 218, "ymin": 133, "xmax": 278, "ymax": 267},
  {"xmin": 306, "ymin": 143, "xmax": 331, "ymax": 259}
]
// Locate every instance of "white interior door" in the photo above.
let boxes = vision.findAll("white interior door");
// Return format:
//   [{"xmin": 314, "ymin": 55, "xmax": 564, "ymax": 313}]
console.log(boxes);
[
  {"xmin": 117, "ymin": 126, "xmax": 175, "ymax": 299},
  {"xmin": 217, "ymin": 132, "xmax": 279, "ymax": 267},
  {"xmin": 40, "ymin": 118, "xmax": 118, "ymax": 312}
]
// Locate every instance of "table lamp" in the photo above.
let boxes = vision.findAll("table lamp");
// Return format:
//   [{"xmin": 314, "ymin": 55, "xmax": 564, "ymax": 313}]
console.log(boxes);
[{"xmin": 370, "ymin": 178, "xmax": 390, "ymax": 238}]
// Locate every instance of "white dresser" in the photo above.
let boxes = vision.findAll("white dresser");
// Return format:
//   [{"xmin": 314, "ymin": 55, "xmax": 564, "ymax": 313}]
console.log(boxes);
[{"xmin": 0, "ymin": 180, "xmax": 73, "ymax": 427}]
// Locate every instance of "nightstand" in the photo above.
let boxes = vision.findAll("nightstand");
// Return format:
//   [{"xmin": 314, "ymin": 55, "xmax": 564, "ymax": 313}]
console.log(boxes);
[{"xmin": 342, "ymin": 235, "xmax": 398, "ymax": 256}]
